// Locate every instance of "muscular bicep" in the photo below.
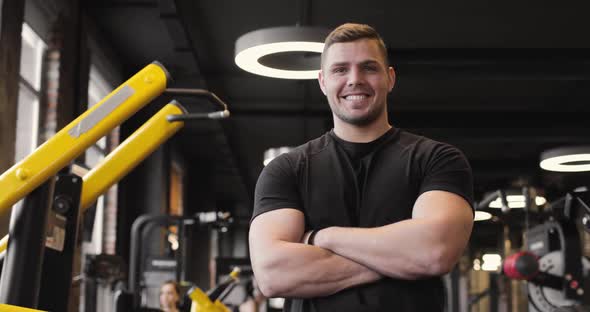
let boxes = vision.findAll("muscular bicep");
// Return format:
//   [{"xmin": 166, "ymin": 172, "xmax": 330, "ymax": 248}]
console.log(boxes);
[
  {"xmin": 248, "ymin": 209, "xmax": 315, "ymax": 295},
  {"xmin": 249, "ymin": 208, "xmax": 306, "ymax": 273},
  {"xmin": 412, "ymin": 191, "xmax": 473, "ymax": 250},
  {"xmin": 250, "ymin": 208, "xmax": 305, "ymax": 245}
]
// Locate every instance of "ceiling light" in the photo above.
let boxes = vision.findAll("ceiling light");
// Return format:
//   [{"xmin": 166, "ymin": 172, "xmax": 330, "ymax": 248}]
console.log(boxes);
[
  {"xmin": 263, "ymin": 147, "xmax": 293, "ymax": 166},
  {"xmin": 540, "ymin": 146, "xmax": 590, "ymax": 172},
  {"xmin": 473, "ymin": 259, "xmax": 481, "ymax": 271},
  {"xmin": 481, "ymin": 253, "xmax": 502, "ymax": 271},
  {"xmin": 488, "ymin": 195, "xmax": 546, "ymax": 209},
  {"xmin": 235, "ymin": 26, "xmax": 329, "ymax": 79},
  {"xmin": 474, "ymin": 211, "xmax": 492, "ymax": 221},
  {"xmin": 167, "ymin": 233, "xmax": 179, "ymax": 251}
]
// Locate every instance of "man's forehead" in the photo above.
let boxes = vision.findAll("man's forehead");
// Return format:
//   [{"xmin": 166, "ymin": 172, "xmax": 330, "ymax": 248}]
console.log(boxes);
[{"xmin": 323, "ymin": 39, "xmax": 385, "ymax": 65}]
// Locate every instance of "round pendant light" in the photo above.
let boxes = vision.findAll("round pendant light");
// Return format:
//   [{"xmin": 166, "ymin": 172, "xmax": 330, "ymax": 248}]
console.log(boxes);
[
  {"xmin": 235, "ymin": 26, "xmax": 330, "ymax": 79},
  {"xmin": 474, "ymin": 211, "xmax": 492, "ymax": 221},
  {"xmin": 540, "ymin": 146, "xmax": 590, "ymax": 172}
]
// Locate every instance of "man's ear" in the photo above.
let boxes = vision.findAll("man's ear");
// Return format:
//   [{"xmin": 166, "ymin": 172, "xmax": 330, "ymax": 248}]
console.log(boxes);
[
  {"xmin": 388, "ymin": 66, "xmax": 396, "ymax": 92},
  {"xmin": 318, "ymin": 70, "xmax": 327, "ymax": 95}
]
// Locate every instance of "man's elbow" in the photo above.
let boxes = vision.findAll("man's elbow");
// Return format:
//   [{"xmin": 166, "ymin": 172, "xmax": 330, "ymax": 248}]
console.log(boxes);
[
  {"xmin": 257, "ymin": 277, "xmax": 281, "ymax": 298},
  {"xmin": 257, "ymin": 273, "xmax": 297, "ymax": 298},
  {"xmin": 253, "ymin": 261, "xmax": 289, "ymax": 298},
  {"xmin": 426, "ymin": 246, "xmax": 461, "ymax": 276}
]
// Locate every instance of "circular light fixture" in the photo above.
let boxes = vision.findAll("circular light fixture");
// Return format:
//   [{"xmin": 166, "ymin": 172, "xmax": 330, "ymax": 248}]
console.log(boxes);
[
  {"xmin": 481, "ymin": 253, "xmax": 502, "ymax": 272},
  {"xmin": 235, "ymin": 26, "xmax": 330, "ymax": 79},
  {"xmin": 540, "ymin": 146, "xmax": 590, "ymax": 172},
  {"xmin": 474, "ymin": 211, "xmax": 492, "ymax": 221}
]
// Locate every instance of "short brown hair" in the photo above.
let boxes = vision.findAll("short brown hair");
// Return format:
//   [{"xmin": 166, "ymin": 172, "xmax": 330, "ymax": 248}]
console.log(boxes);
[{"xmin": 321, "ymin": 23, "xmax": 388, "ymax": 67}]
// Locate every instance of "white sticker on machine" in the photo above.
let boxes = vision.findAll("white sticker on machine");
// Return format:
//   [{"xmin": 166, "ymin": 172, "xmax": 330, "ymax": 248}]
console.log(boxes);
[{"xmin": 46, "ymin": 212, "xmax": 67, "ymax": 251}]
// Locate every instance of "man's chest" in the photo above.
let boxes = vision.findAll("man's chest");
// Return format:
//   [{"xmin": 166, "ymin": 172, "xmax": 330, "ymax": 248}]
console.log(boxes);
[{"xmin": 299, "ymin": 151, "xmax": 420, "ymax": 229}]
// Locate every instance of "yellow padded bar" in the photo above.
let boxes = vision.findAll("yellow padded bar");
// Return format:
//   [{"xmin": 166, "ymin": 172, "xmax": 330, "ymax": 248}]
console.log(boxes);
[
  {"xmin": 0, "ymin": 62, "xmax": 169, "ymax": 214},
  {"xmin": 0, "ymin": 235, "xmax": 7, "ymax": 254},
  {"xmin": 0, "ymin": 304, "xmax": 46, "ymax": 312},
  {"xmin": 0, "ymin": 102, "xmax": 185, "ymax": 258},
  {"xmin": 80, "ymin": 102, "xmax": 185, "ymax": 210},
  {"xmin": 188, "ymin": 287, "xmax": 231, "ymax": 312}
]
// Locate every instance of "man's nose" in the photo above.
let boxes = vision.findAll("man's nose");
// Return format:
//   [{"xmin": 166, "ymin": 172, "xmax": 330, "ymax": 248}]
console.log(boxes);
[{"xmin": 347, "ymin": 67, "xmax": 364, "ymax": 86}]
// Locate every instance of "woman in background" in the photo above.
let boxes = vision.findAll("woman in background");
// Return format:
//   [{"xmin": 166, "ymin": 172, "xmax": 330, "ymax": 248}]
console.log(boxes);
[{"xmin": 159, "ymin": 280, "xmax": 181, "ymax": 312}]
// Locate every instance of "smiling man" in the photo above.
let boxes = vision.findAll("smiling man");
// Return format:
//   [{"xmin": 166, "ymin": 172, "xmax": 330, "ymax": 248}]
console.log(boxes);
[{"xmin": 249, "ymin": 23, "xmax": 474, "ymax": 312}]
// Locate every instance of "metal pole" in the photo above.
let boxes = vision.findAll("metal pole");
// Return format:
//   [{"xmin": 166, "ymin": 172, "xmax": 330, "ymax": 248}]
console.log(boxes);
[
  {"xmin": 179, "ymin": 218, "xmax": 195, "ymax": 284},
  {"xmin": 0, "ymin": 177, "xmax": 55, "ymax": 307},
  {"xmin": 129, "ymin": 214, "xmax": 182, "ymax": 309},
  {"xmin": 176, "ymin": 221, "xmax": 184, "ymax": 283}
]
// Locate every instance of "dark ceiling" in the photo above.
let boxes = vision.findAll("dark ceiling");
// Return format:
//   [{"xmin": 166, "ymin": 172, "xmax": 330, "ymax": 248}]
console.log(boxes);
[{"xmin": 85, "ymin": 0, "xmax": 590, "ymax": 248}]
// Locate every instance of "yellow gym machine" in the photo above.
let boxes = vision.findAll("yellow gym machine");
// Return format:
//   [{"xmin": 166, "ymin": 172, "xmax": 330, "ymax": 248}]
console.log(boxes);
[
  {"xmin": 0, "ymin": 62, "xmax": 233, "ymax": 312},
  {"xmin": 187, "ymin": 267, "xmax": 241, "ymax": 312}
]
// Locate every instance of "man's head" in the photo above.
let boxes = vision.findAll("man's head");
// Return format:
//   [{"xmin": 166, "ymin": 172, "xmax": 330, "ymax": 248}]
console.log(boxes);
[
  {"xmin": 321, "ymin": 23, "xmax": 389, "ymax": 68},
  {"xmin": 319, "ymin": 23, "xmax": 395, "ymax": 128}
]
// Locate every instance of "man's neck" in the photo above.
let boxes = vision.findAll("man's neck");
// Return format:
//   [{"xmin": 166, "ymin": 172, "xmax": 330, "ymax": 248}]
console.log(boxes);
[{"xmin": 333, "ymin": 115, "xmax": 392, "ymax": 143}]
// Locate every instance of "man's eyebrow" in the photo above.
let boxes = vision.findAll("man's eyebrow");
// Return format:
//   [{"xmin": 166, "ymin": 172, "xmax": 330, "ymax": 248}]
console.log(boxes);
[
  {"xmin": 329, "ymin": 62, "xmax": 350, "ymax": 68},
  {"xmin": 330, "ymin": 60, "xmax": 380, "ymax": 68},
  {"xmin": 359, "ymin": 60, "xmax": 379, "ymax": 66}
]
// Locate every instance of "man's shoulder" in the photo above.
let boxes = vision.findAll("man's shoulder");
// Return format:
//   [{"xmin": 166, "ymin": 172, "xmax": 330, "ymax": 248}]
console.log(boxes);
[
  {"xmin": 396, "ymin": 129, "xmax": 461, "ymax": 154},
  {"xmin": 288, "ymin": 131, "xmax": 334, "ymax": 158},
  {"xmin": 265, "ymin": 132, "xmax": 333, "ymax": 170}
]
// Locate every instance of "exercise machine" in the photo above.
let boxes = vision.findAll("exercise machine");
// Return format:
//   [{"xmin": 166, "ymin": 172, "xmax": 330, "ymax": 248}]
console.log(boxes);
[
  {"xmin": 503, "ymin": 188, "xmax": 590, "ymax": 311},
  {"xmin": 0, "ymin": 61, "xmax": 230, "ymax": 311},
  {"xmin": 115, "ymin": 211, "xmax": 232, "ymax": 311}
]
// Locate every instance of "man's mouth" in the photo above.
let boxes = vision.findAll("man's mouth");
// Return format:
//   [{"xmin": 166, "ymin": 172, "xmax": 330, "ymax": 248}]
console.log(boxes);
[
  {"xmin": 341, "ymin": 92, "xmax": 372, "ymax": 100},
  {"xmin": 343, "ymin": 94, "xmax": 368, "ymax": 101}
]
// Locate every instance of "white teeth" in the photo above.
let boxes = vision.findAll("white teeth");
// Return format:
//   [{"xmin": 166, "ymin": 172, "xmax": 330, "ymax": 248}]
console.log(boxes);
[{"xmin": 344, "ymin": 95, "xmax": 366, "ymax": 100}]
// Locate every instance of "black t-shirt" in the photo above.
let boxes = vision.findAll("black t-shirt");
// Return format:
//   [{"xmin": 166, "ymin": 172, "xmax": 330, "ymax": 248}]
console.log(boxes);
[{"xmin": 252, "ymin": 128, "xmax": 474, "ymax": 312}]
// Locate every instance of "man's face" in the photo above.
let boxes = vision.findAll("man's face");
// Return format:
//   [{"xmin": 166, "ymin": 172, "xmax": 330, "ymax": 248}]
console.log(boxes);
[{"xmin": 319, "ymin": 39, "xmax": 395, "ymax": 126}]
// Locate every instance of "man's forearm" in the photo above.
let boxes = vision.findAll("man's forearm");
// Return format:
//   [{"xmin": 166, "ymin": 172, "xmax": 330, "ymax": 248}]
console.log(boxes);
[
  {"xmin": 314, "ymin": 218, "xmax": 469, "ymax": 279},
  {"xmin": 252, "ymin": 240, "xmax": 381, "ymax": 298},
  {"xmin": 313, "ymin": 192, "xmax": 474, "ymax": 279}
]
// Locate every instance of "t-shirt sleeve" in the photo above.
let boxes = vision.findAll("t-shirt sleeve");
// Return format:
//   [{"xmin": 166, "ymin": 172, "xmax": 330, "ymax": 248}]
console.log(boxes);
[
  {"xmin": 251, "ymin": 154, "xmax": 303, "ymax": 223},
  {"xmin": 418, "ymin": 142, "xmax": 475, "ymax": 212}
]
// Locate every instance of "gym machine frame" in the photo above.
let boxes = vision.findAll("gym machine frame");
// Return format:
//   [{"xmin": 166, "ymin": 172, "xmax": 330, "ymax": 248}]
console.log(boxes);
[
  {"xmin": 115, "ymin": 211, "xmax": 233, "ymax": 311},
  {"xmin": 0, "ymin": 61, "xmax": 230, "ymax": 311}
]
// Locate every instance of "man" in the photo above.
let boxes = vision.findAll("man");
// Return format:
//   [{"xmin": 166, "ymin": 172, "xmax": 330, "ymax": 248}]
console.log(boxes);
[{"xmin": 249, "ymin": 23, "xmax": 474, "ymax": 311}]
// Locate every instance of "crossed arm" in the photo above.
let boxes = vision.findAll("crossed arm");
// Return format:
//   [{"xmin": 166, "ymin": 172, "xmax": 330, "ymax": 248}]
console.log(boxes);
[
  {"xmin": 248, "ymin": 190, "xmax": 474, "ymax": 298},
  {"xmin": 248, "ymin": 208, "xmax": 382, "ymax": 298}
]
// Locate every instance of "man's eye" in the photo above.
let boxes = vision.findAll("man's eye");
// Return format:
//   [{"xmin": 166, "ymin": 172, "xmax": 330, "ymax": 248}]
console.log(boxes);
[
  {"xmin": 364, "ymin": 65, "xmax": 378, "ymax": 71},
  {"xmin": 332, "ymin": 67, "xmax": 346, "ymax": 73}
]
